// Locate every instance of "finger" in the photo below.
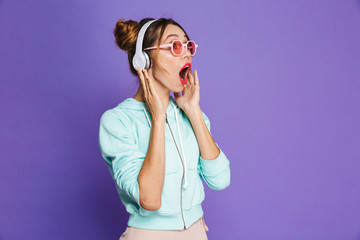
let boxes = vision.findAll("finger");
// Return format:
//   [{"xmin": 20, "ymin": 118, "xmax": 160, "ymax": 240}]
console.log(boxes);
[
  {"xmin": 137, "ymin": 68, "xmax": 148, "ymax": 96},
  {"xmin": 188, "ymin": 70, "xmax": 195, "ymax": 86},
  {"xmin": 143, "ymin": 69, "xmax": 153, "ymax": 95},
  {"xmin": 194, "ymin": 70, "xmax": 199, "ymax": 86}
]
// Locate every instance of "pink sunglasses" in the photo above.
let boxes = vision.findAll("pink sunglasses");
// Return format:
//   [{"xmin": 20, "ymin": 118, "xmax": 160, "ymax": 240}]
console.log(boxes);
[{"xmin": 144, "ymin": 40, "xmax": 198, "ymax": 56}]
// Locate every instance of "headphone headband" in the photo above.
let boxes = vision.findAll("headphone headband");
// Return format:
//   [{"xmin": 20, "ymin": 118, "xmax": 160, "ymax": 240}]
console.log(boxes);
[{"xmin": 132, "ymin": 18, "xmax": 159, "ymax": 70}]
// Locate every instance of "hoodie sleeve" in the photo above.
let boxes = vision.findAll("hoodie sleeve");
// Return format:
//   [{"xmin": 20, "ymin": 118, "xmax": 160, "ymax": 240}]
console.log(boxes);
[
  {"xmin": 198, "ymin": 111, "xmax": 231, "ymax": 191},
  {"xmin": 98, "ymin": 110, "xmax": 144, "ymax": 206}
]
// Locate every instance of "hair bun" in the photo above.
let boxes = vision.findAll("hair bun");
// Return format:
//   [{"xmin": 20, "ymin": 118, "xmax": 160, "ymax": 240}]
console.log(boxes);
[{"xmin": 114, "ymin": 19, "xmax": 140, "ymax": 52}]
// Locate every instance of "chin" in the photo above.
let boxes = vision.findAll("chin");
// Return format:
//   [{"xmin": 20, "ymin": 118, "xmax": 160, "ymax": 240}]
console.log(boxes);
[
  {"xmin": 171, "ymin": 78, "xmax": 186, "ymax": 91},
  {"xmin": 172, "ymin": 85, "xmax": 185, "ymax": 94}
]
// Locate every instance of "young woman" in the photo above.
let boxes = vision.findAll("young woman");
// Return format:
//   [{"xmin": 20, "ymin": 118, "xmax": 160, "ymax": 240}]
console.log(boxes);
[{"xmin": 98, "ymin": 17, "xmax": 231, "ymax": 240}]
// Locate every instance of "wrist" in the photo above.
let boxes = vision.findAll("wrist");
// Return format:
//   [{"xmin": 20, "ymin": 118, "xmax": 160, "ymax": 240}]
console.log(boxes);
[
  {"xmin": 184, "ymin": 105, "xmax": 202, "ymax": 119},
  {"xmin": 153, "ymin": 113, "xmax": 167, "ymax": 123}
]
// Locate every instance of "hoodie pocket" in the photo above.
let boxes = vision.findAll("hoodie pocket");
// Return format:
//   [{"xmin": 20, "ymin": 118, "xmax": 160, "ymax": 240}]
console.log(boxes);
[
  {"xmin": 156, "ymin": 172, "xmax": 182, "ymax": 215},
  {"xmin": 138, "ymin": 172, "xmax": 181, "ymax": 216},
  {"xmin": 183, "ymin": 169, "xmax": 205, "ymax": 210}
]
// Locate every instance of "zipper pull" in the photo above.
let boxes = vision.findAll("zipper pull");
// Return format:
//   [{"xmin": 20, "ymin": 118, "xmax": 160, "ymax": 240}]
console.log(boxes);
[{"xmin": 165, "ymin": 112, "xmax": 168, "ymax": 124}]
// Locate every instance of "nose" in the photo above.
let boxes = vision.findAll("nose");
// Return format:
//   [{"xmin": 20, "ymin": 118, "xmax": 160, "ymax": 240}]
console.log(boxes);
[{"xmin": 182, "ymin": 46, "xmax": 191, "ymax": 59}]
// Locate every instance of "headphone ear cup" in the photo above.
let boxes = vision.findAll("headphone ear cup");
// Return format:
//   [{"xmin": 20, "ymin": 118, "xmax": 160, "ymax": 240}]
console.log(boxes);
[
  {"xmin": 132, "ymin": 52, "xmax": 147, "ymax": 70},
  {"xmin": 143, "ymin": 51, "xmax": 151, "ymax": 69}
]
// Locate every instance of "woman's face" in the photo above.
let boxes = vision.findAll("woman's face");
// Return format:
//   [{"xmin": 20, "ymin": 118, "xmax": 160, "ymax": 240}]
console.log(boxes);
[{"xmin": 148, "ymin": 24, "xmax": 192, "ymax": 93}]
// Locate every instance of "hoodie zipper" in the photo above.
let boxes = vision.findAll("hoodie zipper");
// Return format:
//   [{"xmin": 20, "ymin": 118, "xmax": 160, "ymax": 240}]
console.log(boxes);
[{"xmin": 165, "ymin": 113, "xmax": 187, "ymax": 230}]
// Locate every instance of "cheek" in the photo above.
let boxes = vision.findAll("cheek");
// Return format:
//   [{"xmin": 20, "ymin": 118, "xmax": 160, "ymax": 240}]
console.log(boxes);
[
  {"xmin": 152, "ymin": 52, "xmax": 180, "ymax": 82},
  {"xmin": 162, "ymin": 54, "xmax": 177, "ymax": 67},
  {"xmin": 158, "ymin": 55, "xmax": 178, "ymax": 75}
]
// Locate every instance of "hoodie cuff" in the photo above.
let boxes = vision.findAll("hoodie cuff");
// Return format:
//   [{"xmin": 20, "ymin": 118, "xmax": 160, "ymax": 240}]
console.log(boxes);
[
  {"xmin": 133, "ymin": 182, "xmax": 141, "ymax": 207},
  {"xmin": 199, "ymin": 143, "xmax": 229, "ymax": 176}
]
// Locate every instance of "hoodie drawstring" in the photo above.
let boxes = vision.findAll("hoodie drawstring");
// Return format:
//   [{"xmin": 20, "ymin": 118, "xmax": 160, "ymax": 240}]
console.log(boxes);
[
  {"xmin": 141, "ymin": 102, "xmax": 188, "ymax": 189},
  {"xmin": 170, "ymin": 101, "xmax": 188, "ymax": 189}
]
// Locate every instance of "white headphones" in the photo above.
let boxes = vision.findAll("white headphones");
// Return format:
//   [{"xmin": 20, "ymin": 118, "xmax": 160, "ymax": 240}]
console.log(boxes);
[{"xmin": 132, "ymin": 19, "xmax": 159, "ymax": 70}]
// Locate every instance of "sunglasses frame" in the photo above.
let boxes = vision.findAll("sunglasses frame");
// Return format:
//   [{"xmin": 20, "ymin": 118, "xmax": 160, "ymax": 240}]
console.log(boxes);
[{"xmin": 144, "ymin": 40, "xmax": 198, "ymax": 56}]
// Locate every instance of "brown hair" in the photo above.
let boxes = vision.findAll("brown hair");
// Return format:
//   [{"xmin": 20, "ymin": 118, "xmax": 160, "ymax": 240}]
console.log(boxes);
[{"xmin": 113, "ymin": 17, "xmax": 190, "ymax": 76}]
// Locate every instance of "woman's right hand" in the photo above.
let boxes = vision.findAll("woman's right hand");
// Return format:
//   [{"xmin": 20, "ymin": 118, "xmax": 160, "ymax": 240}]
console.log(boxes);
[{"xmin": 137, "ymin": 68, "xmax": 166, "ymax": 121}]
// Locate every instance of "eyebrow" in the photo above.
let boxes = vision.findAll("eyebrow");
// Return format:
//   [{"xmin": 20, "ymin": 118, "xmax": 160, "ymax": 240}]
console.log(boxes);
[{"xmin": 164, "ymin": 34, "xmax": 188, "ymax": 41}]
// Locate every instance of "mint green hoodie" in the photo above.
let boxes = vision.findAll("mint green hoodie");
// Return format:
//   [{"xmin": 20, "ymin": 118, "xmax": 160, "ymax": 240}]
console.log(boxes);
[{"xmin": 98, "ymin": 95, "xmax": 230, "ymax": 230}]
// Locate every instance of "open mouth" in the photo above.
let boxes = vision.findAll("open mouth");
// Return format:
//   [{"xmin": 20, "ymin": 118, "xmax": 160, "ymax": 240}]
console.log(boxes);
[{"xmin": 179, "ymin": 63, "xmax": 191, "ymax": 85}]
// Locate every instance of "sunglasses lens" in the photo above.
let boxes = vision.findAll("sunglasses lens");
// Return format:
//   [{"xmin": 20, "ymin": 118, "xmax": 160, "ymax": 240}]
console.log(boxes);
[
  {"xmin": 172, "ymin": 41, "xmax": 183, "ymax": 55},
  {"xmin": 187, "ymin": 41, "xmax": 196, "ymax": 55}
]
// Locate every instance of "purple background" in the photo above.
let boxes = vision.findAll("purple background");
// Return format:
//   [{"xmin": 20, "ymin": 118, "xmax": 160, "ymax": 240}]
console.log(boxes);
[{"xmin": 1, "ymin": 0, "xmax": 360, "ymax": 239}]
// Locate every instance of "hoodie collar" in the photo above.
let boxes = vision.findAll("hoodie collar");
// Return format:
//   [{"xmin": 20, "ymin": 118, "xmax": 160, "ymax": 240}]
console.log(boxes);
[{"xmin": 118, "ymin": 95, "xmax": 180, "ymax": 116}]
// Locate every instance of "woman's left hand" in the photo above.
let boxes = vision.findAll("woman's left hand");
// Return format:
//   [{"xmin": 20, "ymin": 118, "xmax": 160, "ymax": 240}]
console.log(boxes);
[{"xmin": 174, "ymin": 69, "xmax": 200, "ymax": 114}]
